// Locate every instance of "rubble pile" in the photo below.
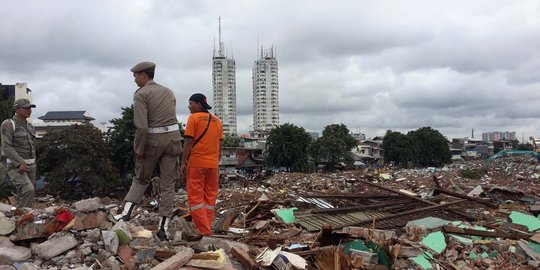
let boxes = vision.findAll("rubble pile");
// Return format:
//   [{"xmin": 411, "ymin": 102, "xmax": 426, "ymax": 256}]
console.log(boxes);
[{"xmin": 1, "ymin": 156, "xmax": 540, "ymax": 269}]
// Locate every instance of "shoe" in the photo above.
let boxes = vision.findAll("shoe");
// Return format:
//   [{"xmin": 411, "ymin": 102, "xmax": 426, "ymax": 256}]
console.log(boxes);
[
  {"xmin": 114, "ymin": 202, "xmax": 136, "ymax": 221},
  {"xmin": 157, "ymin": 229, "xmax": 168, "ymax": 241},
  {"xmin": 156, "ymin": 216, "xmax": 170, "ymax": 241}
]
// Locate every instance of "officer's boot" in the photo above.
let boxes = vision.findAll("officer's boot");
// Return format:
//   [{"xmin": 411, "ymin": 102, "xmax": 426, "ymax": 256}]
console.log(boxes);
[
  {"xmin": 156, "ymin": 216, "xmax": 170, "ymax": 241},
  {"xmin": 114, "ymin": 202, "xmax": 136, "ymax": 221}
]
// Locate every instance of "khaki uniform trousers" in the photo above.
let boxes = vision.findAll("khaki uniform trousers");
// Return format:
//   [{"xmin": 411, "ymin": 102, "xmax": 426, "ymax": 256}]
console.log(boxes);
[
  {"xmin": 125, "ymin": 132, "xmax": 181, "ymax": 217},
  {"xmin": 7, "ymin": 163, "xmax": 37, "ymax": 208}
]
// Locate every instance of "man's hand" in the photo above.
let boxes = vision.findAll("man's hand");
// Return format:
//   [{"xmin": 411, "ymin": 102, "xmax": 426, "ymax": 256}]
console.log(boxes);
[
  {"xmin": 18, "ymin": 163, "xmax": 28, "ymax": 173},
  {"xmin": 179, "ymin": 164, "xmax": 187, "ymax": 182}
]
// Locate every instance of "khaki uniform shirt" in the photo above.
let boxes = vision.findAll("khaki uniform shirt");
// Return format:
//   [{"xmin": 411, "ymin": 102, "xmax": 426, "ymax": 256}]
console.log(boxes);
[
  {"xmin": 1, "ymin": 116, "xmax": 36, "ymax": 167},
  {"xmin": 133, "ymin": 80, "xmax": 178, "ymax": 156}
]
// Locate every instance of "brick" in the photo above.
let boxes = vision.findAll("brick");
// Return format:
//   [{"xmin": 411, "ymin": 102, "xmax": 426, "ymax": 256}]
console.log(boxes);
[
  {"xmin": 12, "ymin": 222, "xmax": 47, "ymax": 241},
  {"xmin": 118, "ymin": 244, "xmax": 135, "ymax": 270},
  {"xmin": 72, "ymin": 211, "xmax": 110, "ymax": 231},
  {"xmin": 231, "ymin": 246, "xmax": 258, "ymax": 270}
]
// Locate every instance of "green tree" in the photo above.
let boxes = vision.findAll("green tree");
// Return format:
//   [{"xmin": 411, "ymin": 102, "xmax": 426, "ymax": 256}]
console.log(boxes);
[
  {"xmin": 0, "ymin": 84, "xmax": 14, "ymax": 123},
  {"xmin": 313, "ymin": 124, "xmax": 357, "ymax": 170},
  {"xmin": 407, "ymin": 127, "xmax": 451, "ymax": 167},
  {"xmin": 517, "ymin": 143, "xmax": 534, "ymax": 151},
  {"xmin": 36, "ymin": 124, "xmax": 120, "ymax": 199},
  {"xmin": 223, "ymin": 134, "xmax": 241, "ymax": 147},
  {"xmin": 107, "ymin": 106, "xmax": 136, "ymax": 177},
  {"xmin": 266, "ymin": 123, "xmax": 312, "ymax": 172},
  {"xmin": 382, "ymin": 130, "xmax": 414, "ymax": 165}
]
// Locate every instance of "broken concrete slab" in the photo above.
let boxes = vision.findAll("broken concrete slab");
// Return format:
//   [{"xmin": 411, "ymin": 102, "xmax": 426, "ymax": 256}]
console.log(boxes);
[
  {"xmin": 0, "ymin": 216, "xmax": 15, "ymax": 235},
  {"xmin": 72, "ymin": 211, "xmax": 110, "ymax": 231},
  {"xmin": 102, "ymin": 230, "xmax": 119, "ymax": 255},
  {"xmin": 72, "ymin": 197, "xmax": 100, "ymax": 212},
  {"xmin": 0, "ymin": 203, "xmax": 14, "ymax": 214},
  {"xmin": 150, "ymin": 246, "xmax": 193, "ymax": 270},
  {"xmin": 34, "ymin": 234, "xmax": 78, "ymax": 260},
  {"xmin": 195, "ymin": 236, "xmax": 250, "ymax": 255},
  {"xmin": 406, "ymin": 217, "xmax": 450, "ymax": 237},
  {"xmin": 0, "ymin": 236, "xmax": 31, "ymax": 261}
]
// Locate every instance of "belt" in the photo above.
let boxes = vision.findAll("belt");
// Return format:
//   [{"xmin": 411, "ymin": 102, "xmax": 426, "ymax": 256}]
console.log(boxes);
[
  {"xmin": 7, "ymin": 158, "xmax": 36, "ymax": 165},
  {"xmin": 147, "ymin": 124, "xmax": 179, "ymax": 134}
]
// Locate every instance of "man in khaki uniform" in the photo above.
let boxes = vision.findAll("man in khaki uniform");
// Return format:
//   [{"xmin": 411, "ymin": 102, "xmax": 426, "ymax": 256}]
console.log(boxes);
[
  {"xmin": 115, "ymin": 61, "xmax": 181, "ymax": 241},
  {"xmin": 1, "ymin": 99, "xmax": 37, "ymax": 208}
]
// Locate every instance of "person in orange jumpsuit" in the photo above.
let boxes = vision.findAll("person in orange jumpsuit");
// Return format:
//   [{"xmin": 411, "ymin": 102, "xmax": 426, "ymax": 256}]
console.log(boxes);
[{"xmin": 180, "ymin": 93, "xmax": 223, "ymax": 236}]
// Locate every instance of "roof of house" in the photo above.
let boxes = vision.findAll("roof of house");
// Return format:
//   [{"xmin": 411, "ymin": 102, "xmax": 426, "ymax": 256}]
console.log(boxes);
[{"xmin": 38, "ymin": 111, "xmax": 95, "ymax": 121}]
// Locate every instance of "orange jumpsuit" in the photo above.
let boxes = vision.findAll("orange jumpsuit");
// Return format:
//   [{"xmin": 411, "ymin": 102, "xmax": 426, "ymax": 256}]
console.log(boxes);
[{"xmin": 184, "ymin": 112, "xmax": 223, "ymax": 235}]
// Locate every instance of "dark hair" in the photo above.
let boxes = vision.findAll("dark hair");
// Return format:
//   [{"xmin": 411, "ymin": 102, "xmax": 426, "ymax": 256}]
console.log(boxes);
[{"xmin": 142, "ymin": 69, "xmax": 154, "ymax": 79}]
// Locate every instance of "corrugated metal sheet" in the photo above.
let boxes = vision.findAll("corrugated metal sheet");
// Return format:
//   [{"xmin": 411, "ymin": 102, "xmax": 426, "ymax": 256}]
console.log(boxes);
[
  {"xmin": 295, "ymin": 210, "xmax": 390, "ymax": 232},
  {"xmin": 296, "ymin": 196, "xmax": 334, "ymax": 209}
]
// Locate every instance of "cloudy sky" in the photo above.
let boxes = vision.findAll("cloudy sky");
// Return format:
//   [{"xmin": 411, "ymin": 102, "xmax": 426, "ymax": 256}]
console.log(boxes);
[{"xmin": 1, "ymin": 0, "xmax": 540, "ymax": 140}]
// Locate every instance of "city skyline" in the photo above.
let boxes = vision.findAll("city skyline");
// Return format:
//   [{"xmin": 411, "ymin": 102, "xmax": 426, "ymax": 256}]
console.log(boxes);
[{"xmin": 1, "ymin": 1, "xmax": 540, "ymax": 139}]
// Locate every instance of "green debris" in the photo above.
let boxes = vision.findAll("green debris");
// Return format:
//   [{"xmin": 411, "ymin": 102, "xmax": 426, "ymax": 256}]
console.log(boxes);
[
  {"xmin": 274, "ymin": 207, "xmax": 298, "ymax": 224},
  {"xmin": 366, "ymin": 241, "xmax": 392, "ymax": 266},
  {"xmin": 341, "ymin": 240, "xmax": 392, "ymax": 266},
  {"xmin": 422, "ymin": 231, "xmax": 446, "ymax": 254},
  {"xmin": 449, "ymin": 234, "xmax": 473, "ymax": 245},
  {"xmin": 469, "ymin": 251, "xmax": 478, "ymax": 260},
  {"xmin": 509, "ymin": 211, "xmax": 540, "ymax": 232},
  {"xmin": 115, "ymin": 229, "xmax": 130, "ymax": 245},
  {"xmin": 411, "ymin": 252, "xmax": 434, "ymax": 270},
  {"xmin": 341, "ymin": 240, "xmax": 369, "ymax": 255},
  {"xmin": 379, "ymin": 173, "xmax": 392, "ymax": 180},
  {"xmin": 481, "ymin": 252, "xmax": 489, "ymax": 258}
]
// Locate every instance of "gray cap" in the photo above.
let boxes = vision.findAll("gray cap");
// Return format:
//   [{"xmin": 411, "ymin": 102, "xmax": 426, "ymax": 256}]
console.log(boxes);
[
  {"xmin": 130, "ymin": 61, "xmax": 156, "ymax": 73},
  {"xmin": 13, "ymin": 98, "xmax": 36, "ymax": 108}
]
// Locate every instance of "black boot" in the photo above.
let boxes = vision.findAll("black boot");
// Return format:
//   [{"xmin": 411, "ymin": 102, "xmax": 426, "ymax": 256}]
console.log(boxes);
[
  {"xmin": 114, "ymin": 202, "xmax": 136, "ymax": 221},
  {"xmin": 157, "ymin": 216, "xmax": 170, "ymax": 241}
]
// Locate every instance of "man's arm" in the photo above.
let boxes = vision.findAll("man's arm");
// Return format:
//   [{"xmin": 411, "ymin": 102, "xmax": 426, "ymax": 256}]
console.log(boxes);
[
  {"xmin": 133, "ymin": 93, "xmax": 148, "ymax": 159},
  {"xmin": 179, "ymin": 136, "xmax": 193, "ymax": 180},
  {"xmin": 1, "ymin": 120, "xmax": 24, "ymax": 168}
]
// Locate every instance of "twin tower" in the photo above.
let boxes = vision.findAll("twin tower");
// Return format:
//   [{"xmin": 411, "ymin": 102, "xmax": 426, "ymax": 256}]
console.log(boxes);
[{"xmin": 212, "ymin": 18, "xmax": 279, "ymax": 136}]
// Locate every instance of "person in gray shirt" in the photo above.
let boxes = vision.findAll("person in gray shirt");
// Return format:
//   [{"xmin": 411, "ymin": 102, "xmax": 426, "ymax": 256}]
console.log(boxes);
[{"xmin": 1, "ymin": 98, "xmax": 37, "ymax": 208}]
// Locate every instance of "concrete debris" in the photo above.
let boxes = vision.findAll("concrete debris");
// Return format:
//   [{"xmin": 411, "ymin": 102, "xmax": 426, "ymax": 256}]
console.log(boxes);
[
  {"xmin": 2, "ymin": 155, "xmax": 540, "ymax": 269},
  {"xmin": 71, "ymin": 197, "xmax": 100, "ymax": 212}
]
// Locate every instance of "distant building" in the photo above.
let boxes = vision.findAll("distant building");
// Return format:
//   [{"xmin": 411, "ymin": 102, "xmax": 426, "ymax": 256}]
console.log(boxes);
[
  {"xmin": 212, "ymin": 18, "xmax": 237, "ymax": 135},
  {"xmin": 481, "ymin": 131, "xmax": 516, "ymax": 142},
  {"xmin": 351, "ymin": 132, "xmax": 366, "ymax": 141},
  {"xmin": 451, "ymin": 137, "xmax": 492, "ymax": 159},
  {"xmin": 34, "ymin": 111, "xmax": 96, "ymax": 138},
  {"xmin": 252, "ymin": 45, "xmax": 279, "ymax": 131},
  {"xmin": 1, "ymin": 82, "xmax": 33, "ymax": 119}
]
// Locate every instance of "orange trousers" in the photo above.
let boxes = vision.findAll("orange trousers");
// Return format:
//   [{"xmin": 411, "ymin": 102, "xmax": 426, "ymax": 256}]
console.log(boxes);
[{"xmin": 187, "ymin": 167, "xmax": 219, "ymax": 235}]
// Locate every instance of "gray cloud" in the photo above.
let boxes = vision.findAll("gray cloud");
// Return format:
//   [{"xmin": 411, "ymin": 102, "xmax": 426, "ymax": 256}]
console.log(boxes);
[{"xmin": 1, "ymin": 0, "xmax": 540, "ymax": 140}]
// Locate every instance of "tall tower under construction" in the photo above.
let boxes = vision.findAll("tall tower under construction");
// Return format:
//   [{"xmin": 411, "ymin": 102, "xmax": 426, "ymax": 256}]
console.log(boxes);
[
  {"xmin": 212, "ymin": 17, "xmax": 237, "ymax": 135},
  {"xmin": 252, "ymin": 46, "xmax": 279, "ymax": 131}
]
